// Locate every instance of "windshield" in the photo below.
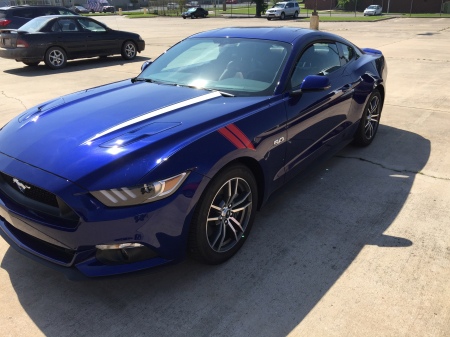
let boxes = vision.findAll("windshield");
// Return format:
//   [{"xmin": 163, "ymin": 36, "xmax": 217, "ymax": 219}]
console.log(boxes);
[
  {"xmin": 368, "ymin": 5, "xmax": 377, "ymax": 9},
  {"xmin": 187, "ymin": 8, "xmax": 197, "ymax": 12},
  {"xmin": 18, "ymin": 16, "xmax": 52, "ymax": 32},
  {"xmin": 137, "ymin": 37, "xmax": 290, "ymax": 97},
  {"xmin": 273, "ymin": 4, "xmax": 285, "ymax": 8}
]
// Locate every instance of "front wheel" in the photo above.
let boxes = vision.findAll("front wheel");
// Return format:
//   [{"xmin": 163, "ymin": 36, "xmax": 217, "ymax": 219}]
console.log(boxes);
[
  {"xmin": 280, "ymin": 12, "xmax": 285, "ymax": 20},
  {"xmin": 353, "ymin": 90, "xmax": 382, "ymax": 146},
  {"xmin": 121, "ymin": 40, "xmax": 137, "ymax": 60},
  {"xmin": 294, "ymin": 11, "xmax": 298, "ymax": 19},
  {"xmin": 189, "ymin": 164, "xmax": 258, "ymax": 264},
  {"xmin": 44, "ymin": 46, "xmax": 67, "ymax": 69}
]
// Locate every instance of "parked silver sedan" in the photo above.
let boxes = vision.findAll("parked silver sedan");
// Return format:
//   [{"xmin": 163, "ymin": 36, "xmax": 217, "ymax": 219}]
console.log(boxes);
[{"xmin": 364, "ymin": 5, "xmax": 382, "ymax": 16}]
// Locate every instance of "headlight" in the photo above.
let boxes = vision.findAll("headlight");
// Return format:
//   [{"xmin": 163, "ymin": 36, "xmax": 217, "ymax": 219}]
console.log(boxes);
[{"xmin": 91, "ymin": 172, "xmax": 189, "ymax": 207}]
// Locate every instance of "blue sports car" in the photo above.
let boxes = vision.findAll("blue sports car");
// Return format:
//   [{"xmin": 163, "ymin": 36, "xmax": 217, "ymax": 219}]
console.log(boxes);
[{"xmin": 0, "ymin": 27, "xmax": 387, "ymax": 278}]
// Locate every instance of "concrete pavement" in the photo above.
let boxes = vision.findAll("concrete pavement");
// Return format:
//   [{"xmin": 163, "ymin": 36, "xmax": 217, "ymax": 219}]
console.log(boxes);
[{"xmin": 0, "ymin": 16, "xmax": 449, "ymax": 337}]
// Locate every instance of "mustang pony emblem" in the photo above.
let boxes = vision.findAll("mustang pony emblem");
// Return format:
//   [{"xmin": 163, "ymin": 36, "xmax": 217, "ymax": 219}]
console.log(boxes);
[{"xmin": 12, "ymin": 178, "xmax": 31, "ymax": 193}]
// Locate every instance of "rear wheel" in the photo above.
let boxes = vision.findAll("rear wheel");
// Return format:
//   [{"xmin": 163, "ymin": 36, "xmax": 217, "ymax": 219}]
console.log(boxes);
[
  {"xmin": 189, "ymin": 164, "xmax": 258, "ymax": 264},
  {"xmin": 22, "ymin": 61, "xmax": 40, "ymax": 66},
  {"xmin": 44, "ymin": 47, "xmax": 67, "ymax": 69},
  {"xmin": 121, "ymin": 40, "xmax": 137, "ymax": 60},
  {"xmin": 353, "ymin": 90, "xmax": 382, "ymax": 146}
]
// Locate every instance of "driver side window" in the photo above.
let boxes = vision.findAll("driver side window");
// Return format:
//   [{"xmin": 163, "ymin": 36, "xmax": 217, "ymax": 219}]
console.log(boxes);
[{"xmin": 290, "ymin": 42, "xmax": 341, "ymax": 88}]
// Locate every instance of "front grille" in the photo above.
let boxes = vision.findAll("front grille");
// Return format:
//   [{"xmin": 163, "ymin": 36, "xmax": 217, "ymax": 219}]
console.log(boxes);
[
  {"xmin": 1, "ymin": 172, "xmax": 58, "ymax": 208},
  {"xmin": 0, "ymin": 171, "xmax": 80, "ymax": 229}
]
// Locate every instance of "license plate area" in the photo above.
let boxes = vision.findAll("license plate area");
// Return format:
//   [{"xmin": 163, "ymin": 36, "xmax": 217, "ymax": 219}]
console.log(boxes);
[{"xmin": 1, "ymin": 38, "xmax": 12, "ymax": 47}]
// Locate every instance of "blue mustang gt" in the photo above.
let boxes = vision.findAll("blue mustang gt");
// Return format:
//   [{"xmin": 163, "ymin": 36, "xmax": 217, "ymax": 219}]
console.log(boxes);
[{"xmin": 0, "ymin": 27, "xmax": 387, "ymax": 278}]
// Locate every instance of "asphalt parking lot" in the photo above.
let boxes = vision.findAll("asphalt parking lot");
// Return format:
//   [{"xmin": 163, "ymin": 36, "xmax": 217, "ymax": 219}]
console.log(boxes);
[{"xmin": 1, "ymin": 16, "xmax": 449, "ymax": 337}]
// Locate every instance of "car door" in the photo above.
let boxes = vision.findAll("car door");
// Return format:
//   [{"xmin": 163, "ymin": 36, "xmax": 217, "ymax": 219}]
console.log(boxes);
[
  {"xmin": 51, "ymin": 18, "xmax": 88, "ymax": 58},
  {"xmin": 285, "ymin": 2, "xmax": 294, "ymax": 16},
  {"xmin": 76, "ymin": 17, "xmax": 120, "ymax": 56},
  {"xmin": 284, "ymin": 41, "xmax": 354, "ymax": 180}
]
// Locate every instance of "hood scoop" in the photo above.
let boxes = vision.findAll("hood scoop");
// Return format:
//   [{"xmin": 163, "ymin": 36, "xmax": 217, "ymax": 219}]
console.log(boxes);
[{"xmin": 100, "ymin": 122, "xmax": 181, "ymax": 148}]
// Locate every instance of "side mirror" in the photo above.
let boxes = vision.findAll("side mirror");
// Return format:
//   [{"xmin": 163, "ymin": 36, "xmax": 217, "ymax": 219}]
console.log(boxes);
[
  {"xmin": 141, "ymin": 60, "xmax": 153, "ymax": 72},
  {"xmin": 290, "ymin": 75, "xmax": 331, "ymax": 96}
]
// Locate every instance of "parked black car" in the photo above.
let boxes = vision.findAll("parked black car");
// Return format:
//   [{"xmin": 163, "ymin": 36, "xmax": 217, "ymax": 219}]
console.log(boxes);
[
  {"xmin": 0, "ymin": 15, "xmax": 145, "ymax": 69},
  {"xmin": 70, "ymin": 6, "xmax": 90, "ymax": 14},
  {"xmin": 182, "ymin": 7, "xmax": 208, "ymax": 19},
  {"xmin": 0, "ymin": 5, "xmax": 78, "ymax": 29},
  {"xmin": 102, "ymin": 6, "xmax": 116, "ymax": 13}
]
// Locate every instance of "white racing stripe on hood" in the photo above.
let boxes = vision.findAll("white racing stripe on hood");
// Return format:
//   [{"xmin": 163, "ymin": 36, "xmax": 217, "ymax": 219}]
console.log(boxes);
[{"xmin": 83, "ymin": 91, "xmax": 222, "ymax": 145}]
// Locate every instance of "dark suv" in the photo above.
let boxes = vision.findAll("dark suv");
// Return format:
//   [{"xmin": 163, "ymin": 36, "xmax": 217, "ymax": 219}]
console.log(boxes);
[{"xmin": 0, "ymin": 6, "xmax": 78, "ymax": 29}]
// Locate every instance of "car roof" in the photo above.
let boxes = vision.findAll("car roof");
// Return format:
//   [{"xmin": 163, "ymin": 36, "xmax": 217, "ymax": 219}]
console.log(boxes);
[
  {"xmin": 29, "ymin": 14, "xmax": 87, "ymax": 19},
  {"xmin": 192, "ymin": 27, "xmax": 334, "ymax": 44},
  {"xmin": 0, "ymin": 5, "xmax": 70, "ymax": 10}
]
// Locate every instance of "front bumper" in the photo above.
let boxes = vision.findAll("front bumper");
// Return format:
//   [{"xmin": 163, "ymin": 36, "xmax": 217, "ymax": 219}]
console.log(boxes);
[
  {"xmin": 137, "ymin": 39, "xmax": 145, "ymax": 52},
  {"xmin": 266, "ymin": 12, "xmax": 281, "ymax": 18},
  {"xmin": 0, "ymin": 153, "xmax": 203, "ymax": 278}
]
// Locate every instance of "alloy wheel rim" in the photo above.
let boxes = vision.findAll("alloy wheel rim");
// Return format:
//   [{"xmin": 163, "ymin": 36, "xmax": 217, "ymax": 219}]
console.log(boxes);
[
  {"xmin": 125, "ymin": 44, "xmax": 136, "ymax": 58},
  {"xmin": 364, "ymin": 95, "xmax": 380, "ymax": 140},
  {"xmin": 206, "ymin": 177, "xmax": 253, "ymax": 253},
  {"xmin": 49, "ymin": 50, "xmax": 64, "ymax": 67}
]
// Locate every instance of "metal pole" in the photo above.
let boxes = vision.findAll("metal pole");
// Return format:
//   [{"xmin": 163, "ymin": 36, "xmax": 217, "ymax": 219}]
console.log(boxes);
[
  {"xmin": 387, "ymin": 0, "xmax": 390, "ymax": 13},
  {"xmin": 410, "ymin": 0, "xmax": 413, "ymax": 17},
  {"xmin": 355, "ymin": 0, "xmax": 358, "ymax": 17}
]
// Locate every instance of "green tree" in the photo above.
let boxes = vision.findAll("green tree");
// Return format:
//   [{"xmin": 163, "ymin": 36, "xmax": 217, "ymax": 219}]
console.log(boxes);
[
  {"xmin": 254, "ymin": 0, "xmax": 268, "ymax": 17},
  {"xmin": 337, "ymin": 0, "xmax": 355, "ymax": 10}
]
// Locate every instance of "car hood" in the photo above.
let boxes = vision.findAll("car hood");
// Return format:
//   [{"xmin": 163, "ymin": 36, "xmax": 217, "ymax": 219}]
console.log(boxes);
[{"xmin": 0, "ymin": 80, "xmax": 266, "ymax": 189}]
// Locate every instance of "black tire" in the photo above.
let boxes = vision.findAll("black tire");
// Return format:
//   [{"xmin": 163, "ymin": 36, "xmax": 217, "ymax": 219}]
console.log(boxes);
[
  {"xmin": 267, "ymin": 17, "xmax": 271, "ymax": 20},
  {"xmin": 44, "ymin": 46, "xmax": 67, "ymax": 69},
  {"xmin": 191, "ymin": 14, "xmax": 195, "ymax": 19},
  {"xmin": 353, "ymin": 90, "xmax": 382, "ymax": 146},
  {"xmin": 183, "ymin": 16, "xmax": 186, "ymax": 19},
  {"xmin": 280, "ymin": 12, "xmax": 285, "ymax": 20},
  {"xmin": 121, "ymin": 40, "xmax": 137, "ymax": 60},
  {"xmin": 294, "ymin": 11, "xmax": 298, "ymax": 19},
  {"xmin": 189, "ymin": 164, "xmax": 258, "ymax": 264},
  {"xmin": 22, "ymin": 61, "xmax": 40, "ymax": 66}
]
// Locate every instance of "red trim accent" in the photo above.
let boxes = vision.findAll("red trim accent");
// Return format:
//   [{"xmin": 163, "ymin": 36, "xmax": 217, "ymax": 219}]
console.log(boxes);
[
  {"xmin": 218, "ymin": 124, "xmax": 255, "ymax": 150},
  {"xmin": 225, "ymin": 124, "xmax": 255, "ymax": 150},
  {"xmin": 218, "ymin": 127, "xmax": 247, "ymax": 149}
]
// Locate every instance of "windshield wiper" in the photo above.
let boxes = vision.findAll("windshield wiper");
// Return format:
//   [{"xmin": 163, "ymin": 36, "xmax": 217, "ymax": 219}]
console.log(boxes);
[
  {"xmin": 131, "ymin": 79, "xmax": 234, "ymax": 97},
  {"xmin": 131, "ymin": 77, "xmax": 155, "ymax": 83},
  {"xmin": 177, "ymin": 84, "xmax": 234, "ymax": 97}
]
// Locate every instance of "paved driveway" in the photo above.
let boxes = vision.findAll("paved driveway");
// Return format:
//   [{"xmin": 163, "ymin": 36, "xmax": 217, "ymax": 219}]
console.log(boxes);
[{"xmin": 1, "ymin": 16, "xmax": 449, "ymax": 337}]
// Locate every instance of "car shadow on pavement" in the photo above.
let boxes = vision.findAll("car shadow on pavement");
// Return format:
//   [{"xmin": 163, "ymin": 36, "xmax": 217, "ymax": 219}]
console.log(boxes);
[
  {"xmin": 2, "ymin": 56, "xmax": 150, "ymax": 76},
  {"xmin": 0, "ymin": 124, "xmax": 430, "ymax": 337}
]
